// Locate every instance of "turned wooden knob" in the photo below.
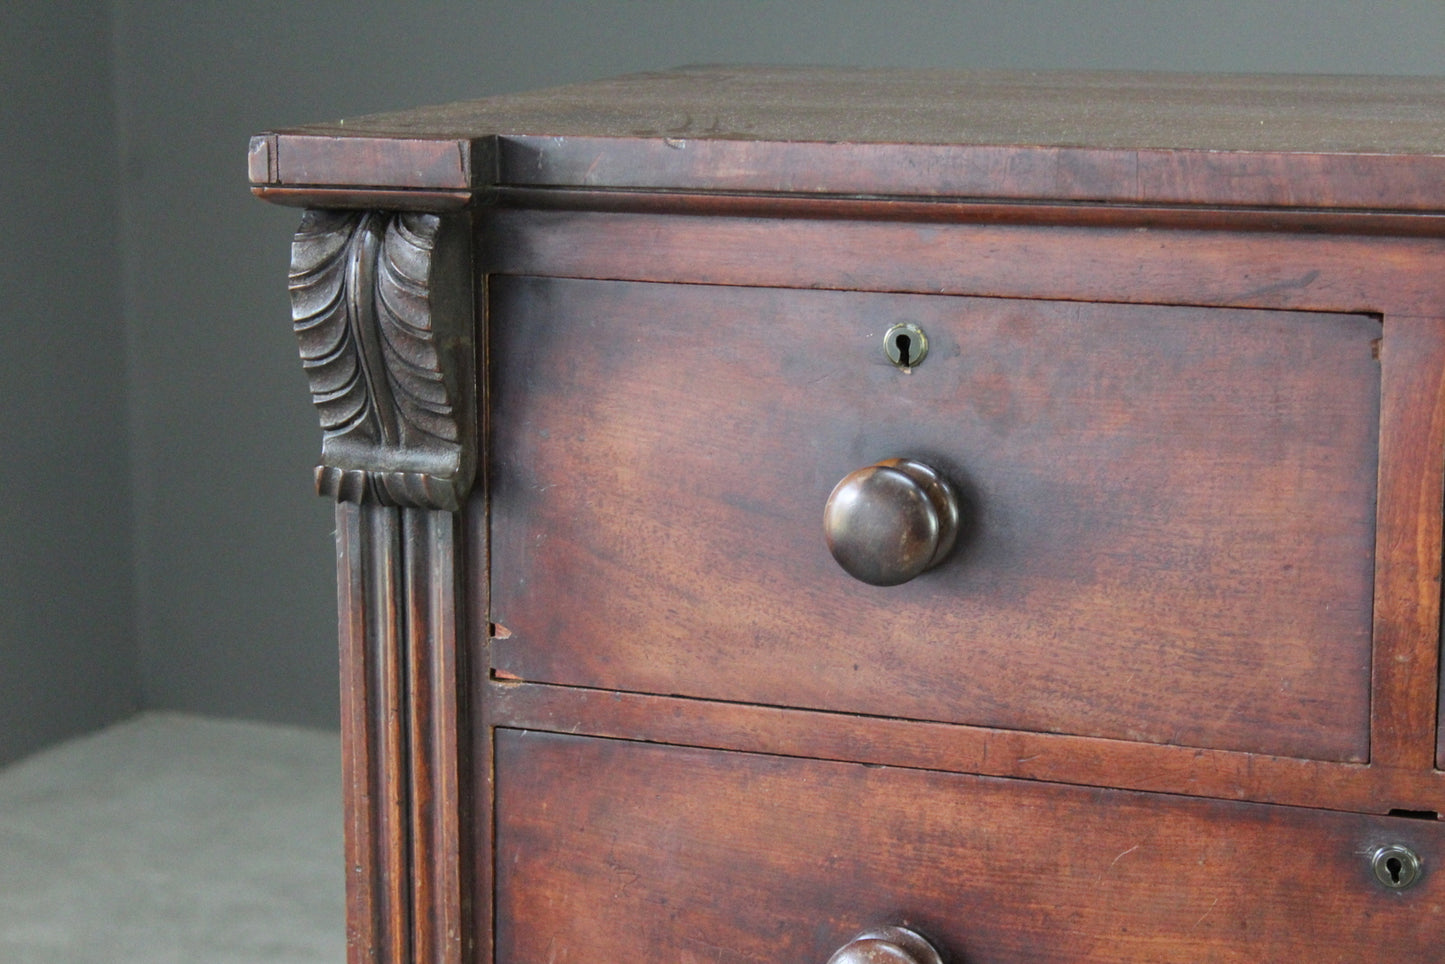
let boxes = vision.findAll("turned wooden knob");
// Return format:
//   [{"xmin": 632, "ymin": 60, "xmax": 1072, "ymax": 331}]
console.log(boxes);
[
  {"xmin": 824, "ymin": 458, "xmax": 960, "ymax": 586},
  {"xmin": 826, "ymin": 926, "xmax": 945, "ymax": 964}
]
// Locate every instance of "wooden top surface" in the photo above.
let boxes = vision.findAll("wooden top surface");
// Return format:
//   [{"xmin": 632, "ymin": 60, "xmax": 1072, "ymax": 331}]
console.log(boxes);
[
  {"xmin": 270, "ymin": 66, "xmax": 1445, "ymax": 152},
  {"xmin": 249, "ymin": 66, "xmax": 1445, "ymax": 210}
]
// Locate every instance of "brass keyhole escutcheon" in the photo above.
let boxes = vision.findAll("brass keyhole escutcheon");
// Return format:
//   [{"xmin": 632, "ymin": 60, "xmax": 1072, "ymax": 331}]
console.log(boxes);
[
  {"xmin": 1371, "ymin": 844, "xmax": 1422, "ymax": 890},
  {"xmin": 884, "ymin": 323, "xmax": 928, "ymax": 369}
]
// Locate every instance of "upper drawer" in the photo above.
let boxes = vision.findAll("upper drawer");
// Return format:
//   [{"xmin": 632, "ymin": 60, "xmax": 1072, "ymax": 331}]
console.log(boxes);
[{"xmin": 489, "ymin": 276, "xmax": 1380, "ymax": 761}]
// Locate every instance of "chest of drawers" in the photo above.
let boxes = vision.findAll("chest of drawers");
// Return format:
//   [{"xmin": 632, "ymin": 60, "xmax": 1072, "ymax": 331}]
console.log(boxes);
[{"xmin": 251, "ymin": 67, "xmax": 1445, "ymax": 962}]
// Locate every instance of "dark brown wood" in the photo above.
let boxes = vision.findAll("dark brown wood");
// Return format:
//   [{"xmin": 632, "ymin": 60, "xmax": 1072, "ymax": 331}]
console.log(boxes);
[
  {"xmin": 489, "ymin": 185, "xmax": 1445, "ymax": 238},
  {"xmin": 271, "ymin": 68, "xmax": 1445, "ymax": 155},
  {"xmin": 824, "ymin": 458, "xmax": 962, "ymax": 587},
  {"xmin": 495, "ymin": 731, "xmax": 1445, "ymax": 964},
  {"xmin": 481, "ymin": 207, "xmax": 1445, "ymax": 318},
  {"xmin": 336, "ymin": 502, "xmax": 470, "ymax": 964},
  {"xmin": 828, "ymin": 926, "xmax": 945, "ymax": 964},
  {"xmin": 289, "ymin": 209, "xmax": 476, "ymax": 510},
  {"xmin": 250, "ymin": 133, "xmax": 480, "ymax": 191},
  {"xmin": 494, "ymin": 185, "xmax": 1445, "ymax": 237},
  {"xmin": 337, "ymin": 503, "xmax": 409, "ymax": 964},
  {"xmin": 1373, "ymin": 317, "xmax": 1445, "ymax": 770},
  {"xmin": 464, "ymin": 492, "xmax": 493, "ymax": 964},
  {"xmin": 489, "ymin": 277, "xmax": 1382, "ymax": 761},
  {"xmin": 252, "ymin": 67, "xmax": 1445, "ymax": 211},
  {"xmin": 255, "ymin": 186, "xmax": 474, "ymax": 211},
  {"xmin": 401, "ymin": 509, "xmax": 468, "ymax": 964},
  {"xmin": 486, "ymin": 680, "xmax": 1445, "ymax": 817},
  {"xmin": 252, "ymin": 69, "xmax": 1445, "ymax": 964},
  {"xmin": 492, "ymin": 135, "xmax": 1445, "ymax": 209}
]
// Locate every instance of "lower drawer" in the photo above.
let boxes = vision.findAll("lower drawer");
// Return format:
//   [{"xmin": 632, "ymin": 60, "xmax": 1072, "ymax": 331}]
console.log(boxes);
[{"xmin": 494, "ymin": 730, "xmax": 1444, "ymax": 963}]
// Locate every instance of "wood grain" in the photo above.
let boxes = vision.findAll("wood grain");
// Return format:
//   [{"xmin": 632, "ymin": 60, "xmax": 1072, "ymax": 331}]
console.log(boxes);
[
  {"xmin": 494, "ymin": 730, "xmax": 1445, "ymax": 964},
  {"xmin": 252, "ymin": 67, "xmax": 1445, "ymax": 210},
  {"xmin": 490, "ymin": 186, "xmax": 1445, "ymax": 237},
  {"xmin": 1372, "ymin": 317, "xmax": 1445, "ymax": 770},
  {"xmin": 489, "ymin": 277, "xmax": 1381, "ymax": 761},
  {"xmin": 401, "ymin": 510, "xmax": 468, "ymax": 964},
  {"xmin": 481, "ymin": 207, "xmax": 1445, "ymax": 319},
  {"xmin": 337, "ymin": 503, "xmax": 410, "ymax": 964},
  {"xmin": 254, "ymin": 70, "xmax": 1445, "ymax": 964},
  {"xmin": 484, "ymin": 680, "xmax": 1445, "ymax": 817},
  {"xmin": 336, "ymin": 503, "xmax": 471, "ymax": 964}
]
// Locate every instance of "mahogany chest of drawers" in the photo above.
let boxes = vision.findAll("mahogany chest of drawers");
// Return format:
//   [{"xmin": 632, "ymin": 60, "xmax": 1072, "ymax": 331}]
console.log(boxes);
[{"xmin": 251, "ymin": 67, "xmax": 1445, "ymax": 962}]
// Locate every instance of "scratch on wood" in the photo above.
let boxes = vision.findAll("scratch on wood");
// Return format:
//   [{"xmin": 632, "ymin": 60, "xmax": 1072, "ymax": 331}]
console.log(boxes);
[
  {"xmin": 1237, "ymin": 268, "xmax": 1320, "ymax": 303},
  {"xmin": 1100, "ymin": 843, "xmax": 1141, "ymax": 879},
  {"xmin": 1191, "ymin": 896, "xmax": 1220, "ymax": 931}
]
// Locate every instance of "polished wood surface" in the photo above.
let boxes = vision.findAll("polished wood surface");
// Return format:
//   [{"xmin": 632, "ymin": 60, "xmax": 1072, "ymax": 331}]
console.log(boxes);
[
  {"xmin": 827, "ymin": 926, "xmax": 945, "ymax": 964},
  {"xmin": 823, "ymin": 458, "xmax": 962, "ymax": 587},
  {"xmin": 495, "ymin": 731, "xmax": 1445, "ymax": 964},
  {"xmin": 480, "ymin": 206, "xmax": 1445, "ymax": 317},
  {"xmin": 250, "ymin": 69, "xmax": 1445, "ymax": 964},
  {"xmin": 484, "ymin": 680, "xmax": 1445, "ymax": 816},
  {"xmin": 336, "ymin": 504, "xmax": 470, "ymax": 964},
  {"xmin": 489, "ymin": 276, "xmax": 1381, "ymax": 760}
]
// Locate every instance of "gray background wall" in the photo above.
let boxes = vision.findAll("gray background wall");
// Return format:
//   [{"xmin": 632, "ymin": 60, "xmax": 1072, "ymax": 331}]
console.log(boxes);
[
  {"xmin": 5, "ymin": 1, "xmax": 1445, "ymax": 765},
  {"xmin": 1, "ymin": 4, "xmax": 136, "ymax": 764}
]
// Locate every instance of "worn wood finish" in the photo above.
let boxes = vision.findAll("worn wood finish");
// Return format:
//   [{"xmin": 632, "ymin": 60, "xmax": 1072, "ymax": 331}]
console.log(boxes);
[
  {"xmin": 490, "ymin": 277, "xmax": 1383, "ymax": 761},
  {"xmin": 1373, "ymin": 317, "xmax": 1445, "ymax": 770},
  {"xmin": 464, "ymin": 495, "xmax": 493, "ymax": 964},
  {"xmin": 481, "ymin": 208, "xmax": 1445, "ymax": 318},
  {"xmin": 492, "ymin": 186, "xmax": 1445, "ymax": 237},
  {"xmin": 252, "ymin": 70, "xmax": 1445, "ymax": 964},
  {"xmin": 251, "ymin": 132, "xmax": 481, "ymax": 191},
  {"xmin": 495, "ymin": 731, "xmax": 1445, "ymax": 964},
  {"xmin": 284, "ymin": 195, "xmax": 480, "ymax": 960},
  {"xmin": 251, "ymin": 67, "xmax": 1445, "ymax": 211},
  {"xmin": 337, "ymin": 503, "xmax": 408, "ymax": 963},
  {"xmin": 401, "ymin": 509, "xmax": 468, "ymax": 964},
  {"xmin": 486, "ymin": 680, "xmax": 1445, "ymax": 817},
  {"xmin": 336, "ymin": 503, "xmax": 469, "ymax": 964},
  {"xmin": 258, "ymin": 186, "xmax": 474, "ymax": 212},
  {"xmin": 493, "ymin": 135, "xmax": 1445, "ymax": 210},
  {"xmin": 289, "ymin": 209, "xmax": 476, "ymax": 510}
]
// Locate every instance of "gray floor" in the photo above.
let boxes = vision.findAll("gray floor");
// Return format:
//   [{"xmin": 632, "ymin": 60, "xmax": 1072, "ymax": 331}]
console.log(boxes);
[{"xmin": 0, "ymin": 713, "xmax": 344, "ymax": 963}]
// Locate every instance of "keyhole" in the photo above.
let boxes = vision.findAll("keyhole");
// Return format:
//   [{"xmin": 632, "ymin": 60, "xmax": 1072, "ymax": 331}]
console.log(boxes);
[
  {"xmin": 1371, "ymin": 844, "xmax": 1422, "ymax": 890},
  {"xmin": 883, "ymin": 323, "xmax": 928, "ymax": 369}
]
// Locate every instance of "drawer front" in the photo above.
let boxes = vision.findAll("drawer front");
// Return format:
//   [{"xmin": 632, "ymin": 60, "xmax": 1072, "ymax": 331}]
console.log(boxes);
[
  {"xmin": 489, "ymin": 277, "xmax": 1380, "ymax": 760},
  {"xmin": 495, "ymin": 731, "xmax": 1444, "ymax": 964}
]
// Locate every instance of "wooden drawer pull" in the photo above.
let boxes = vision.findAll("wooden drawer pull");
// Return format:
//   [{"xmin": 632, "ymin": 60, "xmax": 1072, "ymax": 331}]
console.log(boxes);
[
  {"xmin": 824, "ymin": 458, "xmax": 961, "ymax": 586},
  {"xmin": 826, "ymin": 926, "xmax": 946, "ymax": 964}
]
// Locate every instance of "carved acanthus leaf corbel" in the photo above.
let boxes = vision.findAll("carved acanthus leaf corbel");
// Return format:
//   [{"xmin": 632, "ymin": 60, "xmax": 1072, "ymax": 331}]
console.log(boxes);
[{"xmin": 288, "ymin": 209, "xmax": 475, "ymax": 511}]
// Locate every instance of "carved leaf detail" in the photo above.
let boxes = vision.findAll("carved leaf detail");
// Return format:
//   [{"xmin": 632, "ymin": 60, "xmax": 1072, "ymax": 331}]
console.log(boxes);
[
  {"xmin": 287, "ymin": 209, "xmax": 474, "ymax": 511},
  {"xmin": 378, "ymin": 214, "xmax": 458, "ymax": 445},
  {"xmin": 291, "ymin": 211, "xmax": 376, "ymax": 437}
]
